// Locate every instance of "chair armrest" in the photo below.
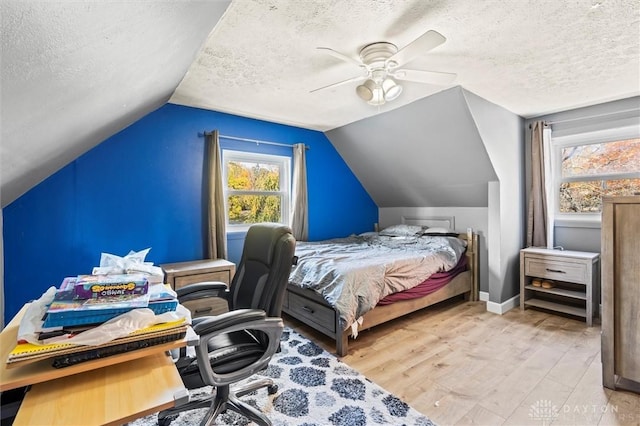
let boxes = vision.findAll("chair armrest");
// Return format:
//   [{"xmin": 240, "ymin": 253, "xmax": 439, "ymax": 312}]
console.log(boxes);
[
  {"xmin": 193, "ymin": 309, "xmax": 267, "ymax": 335},
  {"xmin": 176, "ymin": 281, "xmax": 229, "ymax": 304}
]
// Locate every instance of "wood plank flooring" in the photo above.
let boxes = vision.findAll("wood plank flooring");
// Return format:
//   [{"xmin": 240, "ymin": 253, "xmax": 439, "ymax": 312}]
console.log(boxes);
[{"xmin": 285, "ymin": 299, "xmax": 640, "ymax": 425}]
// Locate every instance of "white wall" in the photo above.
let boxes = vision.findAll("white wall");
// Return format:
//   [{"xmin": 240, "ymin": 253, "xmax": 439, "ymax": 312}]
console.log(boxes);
[{"xmin": 379, "ymin": 206, "xmax": 489, "ymax": 294}]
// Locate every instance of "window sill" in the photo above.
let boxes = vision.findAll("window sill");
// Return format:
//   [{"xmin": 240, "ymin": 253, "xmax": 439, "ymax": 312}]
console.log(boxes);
[{"xmin": 554, "ymin": 216, "xmax": 601, "ymax": 229}]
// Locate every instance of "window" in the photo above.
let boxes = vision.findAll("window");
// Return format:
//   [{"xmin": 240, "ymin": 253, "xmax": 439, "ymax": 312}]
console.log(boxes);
[
  {"xmin": 551, "ymin": 126, "xmax": 640, "ymax": 220},
  {"xmin": 223, "ymin": 150, "xmax": 290, "ymax": 230}
]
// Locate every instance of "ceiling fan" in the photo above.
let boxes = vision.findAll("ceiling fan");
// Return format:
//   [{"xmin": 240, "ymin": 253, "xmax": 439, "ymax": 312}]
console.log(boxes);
[{"xmin": 311, "ymin": 30, "xmax": 456, "ymax": 106}]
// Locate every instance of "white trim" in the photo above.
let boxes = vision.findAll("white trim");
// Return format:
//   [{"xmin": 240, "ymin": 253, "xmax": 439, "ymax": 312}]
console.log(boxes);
[
  {"xmin": 486, "ymin": 294, "xmax": 520, "ymax": 315},
  {"xmin": 479, "ymin": 291, "xmax": 489, "ymax": 302}
]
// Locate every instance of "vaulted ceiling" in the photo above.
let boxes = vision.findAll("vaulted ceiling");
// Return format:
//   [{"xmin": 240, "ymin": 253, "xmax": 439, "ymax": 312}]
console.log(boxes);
[{"xmin": 2, "ymin": 0, "xmax": 639, "ymax": 207}]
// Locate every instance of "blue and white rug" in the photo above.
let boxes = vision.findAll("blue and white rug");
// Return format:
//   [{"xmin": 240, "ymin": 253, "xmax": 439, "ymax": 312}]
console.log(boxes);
[{"xmin": 132, "ymin": 328, "xmax": 435, "ymax": 425}]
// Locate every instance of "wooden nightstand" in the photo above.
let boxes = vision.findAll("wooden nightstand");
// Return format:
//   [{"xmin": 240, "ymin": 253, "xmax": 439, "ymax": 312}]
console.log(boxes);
[
  {"xmin": 161, "ymin": 259, "xmax": 236, "ymax": 318},
  {"xmin": 520, "ymin": 247, "xmax": 600, "ymax": 326}
]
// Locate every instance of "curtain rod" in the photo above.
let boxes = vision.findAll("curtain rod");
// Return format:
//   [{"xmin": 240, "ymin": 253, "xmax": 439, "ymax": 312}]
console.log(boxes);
[
  {"xmin": 199, "ymin": 131, "xmax": 309, "ymax": 150},
  {"xmin": 528, "ymin": 108, "xmax": 639, "ymax": 128}
]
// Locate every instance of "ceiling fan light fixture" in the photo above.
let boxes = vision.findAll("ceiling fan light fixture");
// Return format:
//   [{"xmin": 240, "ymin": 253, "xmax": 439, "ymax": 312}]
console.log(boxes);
[
  {"xmin": 367, "ymin": 86, "xmax": 386, "ymax": 106},
  {"xmin": 356, "ymin": 79, "xmax": 377, "ymax": 101},
  {"xmin": 382, "ymin": 77, "xmax": 402, "ymax": 101}
]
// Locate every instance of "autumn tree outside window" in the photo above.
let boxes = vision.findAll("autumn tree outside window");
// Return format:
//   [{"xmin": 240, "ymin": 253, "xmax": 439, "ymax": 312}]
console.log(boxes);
[
  {"xmin": 222, "ymin": 150, "xmax": 291, "ymax": 229},
  {"xmin": 551, "ymin": 124, "xmax": 640, "ymax": 220}
]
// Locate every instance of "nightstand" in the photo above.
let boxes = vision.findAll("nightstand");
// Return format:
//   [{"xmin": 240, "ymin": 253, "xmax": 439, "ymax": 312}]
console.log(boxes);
[
  {"xmin": 520, "ymin": 247, "xmax": 600, "ymax": 326},
  {"xmin": 161, "ymin": 259, "xmax": 236, "ymax": 318}
]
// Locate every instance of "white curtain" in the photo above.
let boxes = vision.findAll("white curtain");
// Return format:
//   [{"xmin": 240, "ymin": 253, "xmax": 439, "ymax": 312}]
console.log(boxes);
[
  {"xmin": 290, "ymin": 143, "xmax": 308, "ymax": 241},
  {"xmin": 205, "ymin": 130, "xmax": 227, "ymax": 259}
]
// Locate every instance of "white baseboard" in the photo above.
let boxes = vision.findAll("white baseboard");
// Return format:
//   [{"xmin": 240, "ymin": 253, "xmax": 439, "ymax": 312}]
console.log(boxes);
[
  {"xmin": 479, "ymin": 291, "xmax": 489, "ymax": 302},
  {"xmin": 485, "ymin": 294, "xmax": 519, "ymax": 315}
]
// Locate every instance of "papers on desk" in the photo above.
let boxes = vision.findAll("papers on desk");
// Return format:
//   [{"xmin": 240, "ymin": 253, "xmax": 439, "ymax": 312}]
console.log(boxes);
[{"xmin": 7, "ymin": 317, "xmax": 189, "ymax": 366}]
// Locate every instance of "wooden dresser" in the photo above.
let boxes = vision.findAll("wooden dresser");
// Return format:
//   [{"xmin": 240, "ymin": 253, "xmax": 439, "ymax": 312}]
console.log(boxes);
[
  {"xmin": 601, "ymin": 195, "xmax": 640, "ymax": 392},
  {"xmin": 161, "ymin": 259, "xmax": 235, "ymax": 318}
]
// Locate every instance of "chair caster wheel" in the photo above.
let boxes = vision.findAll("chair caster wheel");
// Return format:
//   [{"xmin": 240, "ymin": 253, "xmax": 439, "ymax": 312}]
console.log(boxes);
[
  {"xmin": 158, "ymin": 413, "xmax": 178, "ymax": 426},
  {"xmin": 267, "ymin": 384, "xmax": 278, "ymax": 395}
]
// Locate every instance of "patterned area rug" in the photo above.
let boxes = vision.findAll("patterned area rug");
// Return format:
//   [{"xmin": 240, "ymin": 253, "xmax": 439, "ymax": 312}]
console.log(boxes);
[{"xmin": 131, "ymin": 328, "xmax": 435, "ymax": 426}]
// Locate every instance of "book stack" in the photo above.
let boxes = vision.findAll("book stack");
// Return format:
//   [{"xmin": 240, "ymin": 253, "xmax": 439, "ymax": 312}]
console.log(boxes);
[{"xmin": 42, "ymin": 274, "xmax": 178, "ymax": 329}]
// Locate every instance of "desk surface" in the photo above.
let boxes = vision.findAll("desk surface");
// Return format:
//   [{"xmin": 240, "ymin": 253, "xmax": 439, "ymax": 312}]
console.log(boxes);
[{"xmin": 13, "ymin": 351, "xmax": 185, "ymax": 426}]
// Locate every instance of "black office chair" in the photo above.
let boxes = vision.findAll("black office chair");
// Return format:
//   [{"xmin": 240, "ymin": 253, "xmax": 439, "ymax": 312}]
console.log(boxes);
[{"xmin": 158, "ymin": 223, "xmax": 296, "ymax": 426}]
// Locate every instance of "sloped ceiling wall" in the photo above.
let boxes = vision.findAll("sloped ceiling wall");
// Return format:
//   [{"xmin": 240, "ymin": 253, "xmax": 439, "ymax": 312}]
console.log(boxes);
[
  {"xmin": 0, "ymin": 1, "xmax": 231, "ymax": 207},
  {"xmin": 326, "ymin": 86, "xmax": 497, "ymax": 208}
]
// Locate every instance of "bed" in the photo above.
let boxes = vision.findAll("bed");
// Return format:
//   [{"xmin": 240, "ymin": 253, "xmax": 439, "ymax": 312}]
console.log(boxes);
[{"xmin": 283, "ymin": 218, "xmax": 479, "ymax": 356}]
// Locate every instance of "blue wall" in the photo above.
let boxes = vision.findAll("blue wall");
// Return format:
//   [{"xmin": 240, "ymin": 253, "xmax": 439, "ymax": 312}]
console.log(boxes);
[{"xmin": 3, "ymin": 104, "xmax": 377, "ymax": 324}]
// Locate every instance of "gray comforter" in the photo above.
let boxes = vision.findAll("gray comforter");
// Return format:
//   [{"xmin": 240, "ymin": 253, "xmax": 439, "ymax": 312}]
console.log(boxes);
[{"xmin": 288, "ymin": 233, "xmax": 467, "ymax": 331}]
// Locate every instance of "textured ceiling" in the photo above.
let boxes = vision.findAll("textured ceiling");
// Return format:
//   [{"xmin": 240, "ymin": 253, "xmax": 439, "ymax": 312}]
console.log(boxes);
[
  {"xmin": 1, "ymin": 0, "xmax": 231, "ymax": 207},
  {"xmin": 171, "ymin": 0, "xmax": 640, "ymax": 131},
  {"xmin": 2, "ymin": 0, "xmax": 639, "ymax": 207}
]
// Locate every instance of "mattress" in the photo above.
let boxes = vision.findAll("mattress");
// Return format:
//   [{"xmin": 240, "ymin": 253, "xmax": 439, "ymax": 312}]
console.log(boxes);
[{"xmin": 288, "ymin": 233, "xmax": 467, "ymax": 330}]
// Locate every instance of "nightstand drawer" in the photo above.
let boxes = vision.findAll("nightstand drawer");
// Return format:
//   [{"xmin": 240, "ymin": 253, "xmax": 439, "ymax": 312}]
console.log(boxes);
[
  {"xmin": 524, "ymin": 258, "xmax": 587, "ymax": 284},
  {"xmin": 174, "ymin": 271, "xmax": 230, "ymax": 289},
  {"xmin": 181, "ymin": 297, "xmax": 228, "ymax": 318}
]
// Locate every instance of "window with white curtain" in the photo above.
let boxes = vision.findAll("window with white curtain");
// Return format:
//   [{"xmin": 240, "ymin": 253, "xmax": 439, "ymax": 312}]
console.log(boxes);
[
  {"xmin": 550, "ymin": 125, "xmax": 640, "ymax": 224},
  {"xmin": 222, "ymin": 150, "xmax": 291, "ymax": 230}
]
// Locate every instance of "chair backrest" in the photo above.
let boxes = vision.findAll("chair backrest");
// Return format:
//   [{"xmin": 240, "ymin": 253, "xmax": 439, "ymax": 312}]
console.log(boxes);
[{"xmin": 228, "ymin": 223, "xmax": 296, "ymax": 317}]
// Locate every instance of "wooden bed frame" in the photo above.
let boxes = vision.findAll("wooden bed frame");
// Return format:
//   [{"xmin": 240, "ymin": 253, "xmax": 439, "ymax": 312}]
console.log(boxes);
[{"xmin": 283, "ymin": 231, "xmax": 479, "ymax": 357}]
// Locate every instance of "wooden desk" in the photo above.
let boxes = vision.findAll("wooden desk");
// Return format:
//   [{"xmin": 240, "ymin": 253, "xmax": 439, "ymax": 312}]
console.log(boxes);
[
  {"xmin": 13, "ymin": 352, "xmax": 185, "ymax": 426},
  {"xmin": 1, "ymin": 304, "xmax": 190, "ymax": 425}
]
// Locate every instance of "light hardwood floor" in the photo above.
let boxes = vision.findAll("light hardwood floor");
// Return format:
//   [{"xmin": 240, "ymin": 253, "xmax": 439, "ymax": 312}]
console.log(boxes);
[{"xmin": 285, "ymin": 298, "xmax": 640, "ymax": 426}]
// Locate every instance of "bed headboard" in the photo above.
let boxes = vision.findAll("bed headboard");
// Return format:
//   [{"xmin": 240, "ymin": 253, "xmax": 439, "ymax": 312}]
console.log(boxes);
[
  {"xmin": 402, "ymin": 215, "xmax": 478, "ymax": 301},
  {"xmin": 401, "ymin": 216, "xmax": 455, "ymax": 230}
]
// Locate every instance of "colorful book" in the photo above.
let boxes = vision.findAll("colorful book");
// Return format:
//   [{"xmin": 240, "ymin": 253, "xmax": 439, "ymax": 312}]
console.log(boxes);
[
  {"xmin": 41, "ymin": 298, "xmax": 178, "ymax": 328},
  {"xmin": 74, "ymin": 274, "xmax": 148, "ymax": 299}
]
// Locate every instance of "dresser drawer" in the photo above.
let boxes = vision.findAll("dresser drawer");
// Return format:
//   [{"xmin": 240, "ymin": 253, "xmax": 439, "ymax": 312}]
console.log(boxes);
[
  {"xmin": 525, "ymin": 258, "xmax": 588, "ymax": 284},
  {"xmin": 287, "ymin": 293, "xmax": 335, "ymax": 333},
  {"xmin": 181, "ymin": 297, "xmax": 228, "ymax": 318},
  {"xmin": 174, "ymin": 271, "xmax": 230, "ymax": 289}
]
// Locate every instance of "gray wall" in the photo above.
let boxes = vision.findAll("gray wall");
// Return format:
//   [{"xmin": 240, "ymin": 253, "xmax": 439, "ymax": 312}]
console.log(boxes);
[
  {"xmin": 326, "ymin": 86, "xmax": 525, "ymax": 306},
  {"xmin": 463, "ymin": 90, "xmax": 525, "ymax": 304},
  {"xmin": 326, "ymin": 87, "xmax": 497, "ymax": 208}
]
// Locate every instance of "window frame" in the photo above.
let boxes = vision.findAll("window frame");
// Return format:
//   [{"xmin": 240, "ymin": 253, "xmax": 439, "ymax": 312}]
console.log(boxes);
[
  {"xmin": 222, "ymin": 149, "xmax": 291, "ymax": 232},
  {"xmin": 550, "ymin": 124, "xmax": 640, "ymax": 226}
]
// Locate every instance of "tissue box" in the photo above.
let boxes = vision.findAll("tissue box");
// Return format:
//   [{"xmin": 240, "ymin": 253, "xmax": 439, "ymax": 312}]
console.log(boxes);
[{"xmin": 74, "ymin": 274, "xmax": 148, "ymax": 299}]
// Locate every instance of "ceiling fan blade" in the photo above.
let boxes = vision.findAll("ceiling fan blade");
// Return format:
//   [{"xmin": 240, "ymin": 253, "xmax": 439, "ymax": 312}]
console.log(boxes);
[
  {"xmin": 393, "ymin": 68, "xmax": 457, "ymax": 85},
  {"xmin": 387, "ymin": 30, "xmax": 446, "ymax": 67},
  {"xmin": 317, "ymin": 47, "xmax": 366, "ymax": 68},
  {"xmin": 310, "ymin": 74, "xmax": 367, "ymax": 93}
]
